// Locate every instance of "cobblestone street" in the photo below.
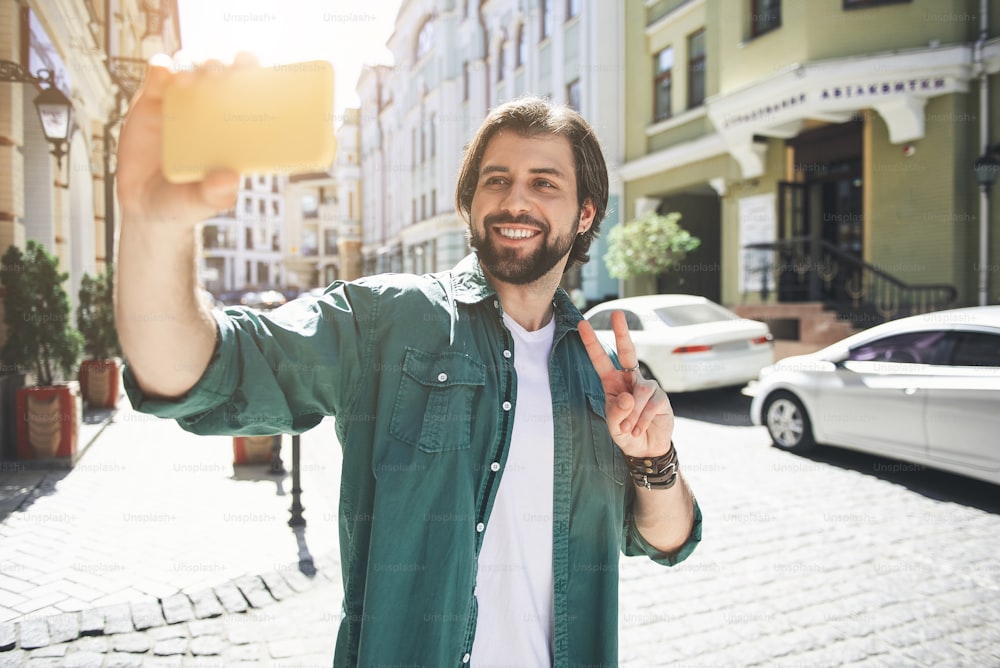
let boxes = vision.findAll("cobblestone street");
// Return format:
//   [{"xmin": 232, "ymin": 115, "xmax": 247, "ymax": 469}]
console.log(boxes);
[{"xmin": 1, "ymin": 399, "xmax": 999, "ymax": 665}]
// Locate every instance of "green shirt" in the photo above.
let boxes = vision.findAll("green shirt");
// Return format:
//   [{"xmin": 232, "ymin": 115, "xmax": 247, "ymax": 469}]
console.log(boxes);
[{"xmin": 124, "ymin": 254, "xmax": 702, "ymax": 667}]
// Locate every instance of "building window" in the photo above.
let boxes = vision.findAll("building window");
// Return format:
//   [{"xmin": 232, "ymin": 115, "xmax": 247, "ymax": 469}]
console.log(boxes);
[
  {"xmin": 416, "ymin": 18, "xmax": 434, "ymax": 61},
  {"xmin": 750, "ymin": 0, "xmax": 781, "ymax": 37},
  {"xmin": 540, "ymin": 0, "xmax": 552, "ymax": 40},
  {"xmin": 429, "ymin": 114, "xmax": 436, "ymax": 158},
  {"xmin": 497, "ymin": 39, "xmax": 506, "ymax": 82},
  {"xmin": 516, "ymin": 25, "xmax": 526, "ymax": 68},
  {"xmin": 653, "ymin": 47, "xmax": 673, "ymax": 122},
  {"xmin": 431, "ymin": 188, "xmax": 437, "ymax": 216},
  {"xmin": 566, "ymin": 0, "xmax": 580, "ymax": 20},
  {"xmin": 566, "ymin": 78, "xmax": 581, "ymax": 111},
  {"xmin": 463, "ymin": 61, "xmax": 470, "ymax": 101},
  {"xmin": 412, "ymin": 128, "xmax": 417, "ymax": 166},
  {"xmin": 843, "ymin": 0, "xmax": 910, "ymax": 7},
  {"xmin": 421, "ymin": 123, "xmax": 426, "ymax": 162},
  {"xmin": 421, "ymin": 194, "xmax": 426, "ymax": 220},
  {"xmin": 687, "ymin": 29, "xmax": 706, "ymax": 110}
]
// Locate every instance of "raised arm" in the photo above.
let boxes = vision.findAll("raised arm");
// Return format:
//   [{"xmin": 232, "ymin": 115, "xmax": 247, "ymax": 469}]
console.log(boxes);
[{"xmin": 114, "ymin": 55, "xmax": 242, "ymax": 399}]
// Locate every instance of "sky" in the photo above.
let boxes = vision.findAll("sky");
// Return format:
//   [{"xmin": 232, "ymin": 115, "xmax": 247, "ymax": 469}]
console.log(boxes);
[{"xmin": 176, "ymin": 0, "xmax": 403, "ymax": 124}]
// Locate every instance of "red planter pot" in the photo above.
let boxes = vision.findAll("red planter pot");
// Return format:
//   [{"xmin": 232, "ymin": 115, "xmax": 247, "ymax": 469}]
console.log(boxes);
[
  {"xmin": 79, "ymin": 359, "xmax": 121, "ymax": 408},
  {"xmin": 15, "ymin": 383, "xmax": 81, "ymax": 462},
  {"xmin": 233, "ymin": 435, "xmax": 280, "ymax": 465}
]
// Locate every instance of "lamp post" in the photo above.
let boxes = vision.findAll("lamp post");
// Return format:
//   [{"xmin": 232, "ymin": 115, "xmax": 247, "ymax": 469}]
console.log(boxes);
[
  {"xmin": 1, "ymin": 60, "xmax": 75, "ymax": 169},
  {"xmin": 974, "ymin": 148, "xmax": 998, "ymax": 307}
]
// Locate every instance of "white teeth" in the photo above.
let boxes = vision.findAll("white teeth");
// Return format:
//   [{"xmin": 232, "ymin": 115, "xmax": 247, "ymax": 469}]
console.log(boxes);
[{"xmin": 497, "ymin": 228, "xmax": 536, "ymax": 239}]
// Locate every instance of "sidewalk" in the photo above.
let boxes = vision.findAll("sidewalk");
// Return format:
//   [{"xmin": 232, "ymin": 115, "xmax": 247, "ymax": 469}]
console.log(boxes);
[{"xmin": 0, "ymin": 398, "xmax": 345, "ymax": 664}]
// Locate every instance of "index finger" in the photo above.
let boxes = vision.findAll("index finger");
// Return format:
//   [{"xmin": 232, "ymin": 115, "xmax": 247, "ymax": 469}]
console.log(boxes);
[
  {"xmin": 577, "ymin": 319, "xmax": 618, "ymax": 377},
  {"xmin": 610, "ymin": 310, "xmax": 639, "ymax": 368}
]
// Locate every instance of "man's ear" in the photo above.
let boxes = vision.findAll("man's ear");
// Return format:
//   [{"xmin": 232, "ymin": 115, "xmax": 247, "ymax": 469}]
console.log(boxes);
[{"xmin": 578, "ymin": 199, "xmax": 597, "ymax": 235}]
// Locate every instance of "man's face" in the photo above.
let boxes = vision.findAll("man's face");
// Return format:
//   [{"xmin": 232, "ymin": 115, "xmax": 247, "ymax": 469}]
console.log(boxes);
[{"xmin": 468, "ymin": 131, "xmax": 595, "ymax": 286}]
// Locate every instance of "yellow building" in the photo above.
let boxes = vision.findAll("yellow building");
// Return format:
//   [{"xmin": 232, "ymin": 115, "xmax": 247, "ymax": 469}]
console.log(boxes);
[{"xmin": 623, "ymin": 0, "xmax": 1000, "ymax": 346}]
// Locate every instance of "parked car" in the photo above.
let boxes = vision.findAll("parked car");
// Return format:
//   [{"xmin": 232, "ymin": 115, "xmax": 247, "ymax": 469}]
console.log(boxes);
[
  {"xmin": 745, "ymin": 305, "xmax": 1000, "ymax": 485},
  {"xmin": 240, "ymin": 290, "xmax": 287, "ymax": 311},
  {"xmin": 582, "ymin": 295, "xmax": 774, "ymax": 392}
]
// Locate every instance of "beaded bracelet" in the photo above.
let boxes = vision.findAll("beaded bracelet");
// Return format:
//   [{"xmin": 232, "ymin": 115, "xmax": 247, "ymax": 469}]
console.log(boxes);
[{"xmin": 623, "ymin": 443, "xmax": 679, "ymax": 490}]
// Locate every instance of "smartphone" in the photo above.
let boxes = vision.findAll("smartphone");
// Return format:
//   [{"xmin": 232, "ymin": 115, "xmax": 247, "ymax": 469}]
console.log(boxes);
[{"xmin": 161, "ymin": 61, "xmax": 336, "ymax": 183}]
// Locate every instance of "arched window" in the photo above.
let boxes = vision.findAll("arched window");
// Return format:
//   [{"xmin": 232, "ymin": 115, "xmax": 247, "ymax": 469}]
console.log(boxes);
[
  {"xmin": 497, "ymin": 39, "xmax": 506, "ymax": 82},
  {"xmin": 416, "ymin": 18, "xmax": 434, "ymax": 61}
]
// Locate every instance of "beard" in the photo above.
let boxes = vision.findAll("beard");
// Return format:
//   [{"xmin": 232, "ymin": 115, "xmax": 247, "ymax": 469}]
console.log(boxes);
[{"xmin": 468, "ymin": 210, "xmax": 580, "ymax": 285}]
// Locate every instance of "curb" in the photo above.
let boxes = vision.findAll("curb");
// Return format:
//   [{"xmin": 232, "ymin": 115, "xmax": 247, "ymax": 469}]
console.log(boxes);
[{"xmin": 0, "ymin": 552, "xmax": 339, "ymax": 656}]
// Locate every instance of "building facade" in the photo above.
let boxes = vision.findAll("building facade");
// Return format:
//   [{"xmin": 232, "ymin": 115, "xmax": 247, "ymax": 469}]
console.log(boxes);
[
  {"xmin": 1, "ymin": 0, "xmax": 180, "ymax": 318},
  {"xmin": 357, "ymin": 0, "xmax": 623, "ymax": 305},
  {"xmin": 623, "ymin": 0, "xmax": 1000, "ymax": 343}
]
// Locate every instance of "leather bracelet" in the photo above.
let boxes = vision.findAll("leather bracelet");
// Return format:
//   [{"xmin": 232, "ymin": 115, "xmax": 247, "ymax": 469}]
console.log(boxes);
[{"xmin": 624, "ymin": 443, "xmax": 679, "ymax": 491}]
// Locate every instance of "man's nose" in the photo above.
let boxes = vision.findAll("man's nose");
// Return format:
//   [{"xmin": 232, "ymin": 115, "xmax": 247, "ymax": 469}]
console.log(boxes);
[{"xmin": 499, "ymin": 182, "xmax": 532, "ymax": 216}]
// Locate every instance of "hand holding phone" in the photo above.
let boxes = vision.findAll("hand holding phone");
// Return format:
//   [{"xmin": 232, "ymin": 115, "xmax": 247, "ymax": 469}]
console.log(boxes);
[{"xmin": 161, "ymin": 61, "xmax": 336, "ymax": 183}]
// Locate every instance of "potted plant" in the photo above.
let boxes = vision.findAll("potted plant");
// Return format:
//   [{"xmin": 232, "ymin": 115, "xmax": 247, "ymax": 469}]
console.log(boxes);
[
  {"xmin": 77, "ymin": 266, "xmax": 122, "ymax": 408},
  {"xmin": 1, "ymin": 241, "xmax": 83, "ymax": 462}
]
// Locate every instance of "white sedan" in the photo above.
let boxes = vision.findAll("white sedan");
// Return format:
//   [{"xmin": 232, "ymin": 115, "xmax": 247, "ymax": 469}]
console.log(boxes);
[
  {"xmin": 745, "ymin": 306, "xmax": 1000, "ymax": 485},
  {"xmin": 583, "ymin": 295, "xmax": 774, "ymax": 392}
]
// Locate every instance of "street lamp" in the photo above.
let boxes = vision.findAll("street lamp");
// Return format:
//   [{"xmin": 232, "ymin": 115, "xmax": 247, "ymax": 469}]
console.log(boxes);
[
  {"xmin": 1, "ymin": 60, "xmax": 76, "ymax": 169},
  {"xmin": 32, "ymin": 83, "xmax": 74, "ymax": 169},
  {"xmin": 974, "ymin": 147, "xmax": 999, "ymax": 307}
]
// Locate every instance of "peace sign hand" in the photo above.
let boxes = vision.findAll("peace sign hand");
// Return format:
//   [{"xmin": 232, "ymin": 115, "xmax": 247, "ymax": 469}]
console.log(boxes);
[{"xmin": 578, "ymin": 311, "xmax": 675, "ymax": 459}]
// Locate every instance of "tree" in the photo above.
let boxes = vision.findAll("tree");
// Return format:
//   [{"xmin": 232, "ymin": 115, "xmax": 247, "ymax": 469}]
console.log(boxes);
[
  {"xmin": 603, "ymin": 211, "xmax": 701, "ymax": 280},
  {"xmin": 1, "ymin": 241, "xmax": 83, "ymax": 387}
]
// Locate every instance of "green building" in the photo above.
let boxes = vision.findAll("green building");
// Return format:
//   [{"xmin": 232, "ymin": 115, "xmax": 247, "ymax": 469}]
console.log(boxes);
[{"xmin": 621, "ymin": 0, "xmax": 1000, "ymax": 347}]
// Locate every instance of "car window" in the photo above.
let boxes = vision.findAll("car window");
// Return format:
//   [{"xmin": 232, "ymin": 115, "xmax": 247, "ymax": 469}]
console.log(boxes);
[
  {"xmin": 587, "ymin": 311, "xmax": 613, "ymax": 330},
  {"xmin": 654, "ymin": 303, "xmax": 738, "ymax": 327},
  {"xmin": 947, "ymin": 331, "xmax": 1000, "ymax": 367},
  {"xmin": 621, "ymin": 310, "xmax": 643, "ymax": 331},
  {"xmin": 848, "ymin": 331, "xmax": 949, "ymax": 365}
]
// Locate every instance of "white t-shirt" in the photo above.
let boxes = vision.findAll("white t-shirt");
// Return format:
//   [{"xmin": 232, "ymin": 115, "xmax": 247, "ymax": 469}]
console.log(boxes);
[{"xmin": 470, "ymin": 313, "xmax": 556, "ymax": 666}]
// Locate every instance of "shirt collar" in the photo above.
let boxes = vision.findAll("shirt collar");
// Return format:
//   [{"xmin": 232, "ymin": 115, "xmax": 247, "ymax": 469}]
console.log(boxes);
[{"xmin": 447, "ymin": 253, "xmax": 584, "ymax": 330}]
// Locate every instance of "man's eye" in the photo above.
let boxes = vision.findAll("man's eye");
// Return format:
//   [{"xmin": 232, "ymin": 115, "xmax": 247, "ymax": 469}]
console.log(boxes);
[
  {"xmin": 535, "ymin": 180, "xmax": 555, "ymax": 188},
  {"xmin": 484, "ymin": 177, "xmax": 507, "ymax": 186}
]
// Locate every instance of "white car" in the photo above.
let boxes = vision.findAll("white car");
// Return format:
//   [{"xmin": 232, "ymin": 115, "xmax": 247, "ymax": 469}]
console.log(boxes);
[
  {"xmin": 746, "ymin": 306, "xmax": 1000, "ymax": 485},
  {"xmin": 583, "ymin": 295, "xmax": 774, "ymax": 392}
]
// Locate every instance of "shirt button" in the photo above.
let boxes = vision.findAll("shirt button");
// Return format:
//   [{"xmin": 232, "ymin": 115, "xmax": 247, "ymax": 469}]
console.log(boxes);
[
  {"xmin": 490, "ymin": 462, "xmax": 500, "ymax": 472},
  {"xmin": 462, "ymin": 653, "xmax": 471, "ymax": 663},
  {"xmin": 476, "ymin": 522, "xmax": 485, "ymax": 533},
  {"xmin": 493, "ymin": 299, "xmax": 499, "ymax": 309},
  {"xmin": 437, "ymin": 372, "xmax": 448, "ymax": 382},
  {"xmin": 502, "ymin": 349, "xmax": 512, "ymax": 358},
  {"xmin": 502, "ymin": 401, "xmax": 512, "ymax": 411}
]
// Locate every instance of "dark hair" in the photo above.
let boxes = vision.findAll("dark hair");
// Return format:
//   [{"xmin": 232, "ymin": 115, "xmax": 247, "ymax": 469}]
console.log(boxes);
[{"xmin": 455, "ymin": 96, "xmax": 609, "ymax": 269}]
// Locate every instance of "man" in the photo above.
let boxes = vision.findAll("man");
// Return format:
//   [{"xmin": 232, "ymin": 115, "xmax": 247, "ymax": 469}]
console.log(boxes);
[{"xmin": 116, "ymin": 56, "xmax": 701, "ymax": 666}]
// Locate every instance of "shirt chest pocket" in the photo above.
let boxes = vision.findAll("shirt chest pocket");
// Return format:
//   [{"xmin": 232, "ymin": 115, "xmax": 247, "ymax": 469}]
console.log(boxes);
[
  {"xmin": 390, "ymin": 347, "xmax": 487, "ymax": 453},
  {"xmin": 586, "ymin": 392, "xmax": 626, "ymax": 486}
]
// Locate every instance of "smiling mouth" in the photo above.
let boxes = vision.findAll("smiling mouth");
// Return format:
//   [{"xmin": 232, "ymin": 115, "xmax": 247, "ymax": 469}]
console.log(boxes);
[{"xmin": 495, "ymin": 227, "xmax": 540, "ymax": 240}]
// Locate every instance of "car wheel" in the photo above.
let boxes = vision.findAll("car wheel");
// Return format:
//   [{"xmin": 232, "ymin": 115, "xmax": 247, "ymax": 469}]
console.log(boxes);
[
  {"xmin": 638, "ymin": 362, "xmax": 656, "ymax": 382},
  {"xmin": 763, "ymin": 391, "xmax": 815, "ymax": 451}
]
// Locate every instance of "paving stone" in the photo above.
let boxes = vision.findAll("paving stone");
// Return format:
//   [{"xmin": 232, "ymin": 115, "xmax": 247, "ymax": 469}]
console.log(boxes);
[
  {"xmin": 102, "ymin": 603, "xmax": 134, "ymax": 635},
  {"xmin": 213, "ymin": 583, "xmax": 249, "ymax": 614},
  {"xmin": 103, "ymin": 653, "xmax": 143, "ymax": 668},
  {"xmin": 188, "ymin": 589, "xmax": 224, "ymax": 619},
  {"xmin": 260, "ymin": 572, "xmax": 295, "ymax": 601},
  {"xmin": 45, "ymin": 612, "xmax": 80, "ymax": 645},
  {"xmin": 0, "ymin": 622, "xmax": 14, "ymax": 651},
  {"xmin": 131, "ymin": 599, "xmax": 166, "ymax": 630},
  {"xmin": 279, "ymin": 569, "xmax": 316, "ymax": 594},
  {"xmin": 61, "ymin": 651, "xmax": 104, "ymax": 668},
  {"xmin": 148, "ymin": 625, "xmax": 188, "ymax": 641},
  {"xmin": 78, "ymin": 608, "xmax": 105, "ymax": 636},
  {"xmin": 25, "ymin": 644, "xmax": 67, "ymax": 658},
  {"xmin": 187, "ymin": 619, "xmax": 224, "ymax": 638},
  {"xmin": 190, "ymin": 634, "xmax": 225, "ymax": 656},
  {"xmin": 151, "ymin": 637, "xmax": 188, "ymax": 656},
  {"xmin": 17, "ymin": 618, "xmax": 51, "ymax": 650},
  {"xmin": 223, "ymin": 643, "xmax": 265, "ymax": 662},
  {"xmin": 0, "ymin": 650, "xmax": 26, "ymax": 667},
  {"xmin": 160, "ymin": 594, "xmax": 195, "ymax": 625},
  {"xmin": 234, "ymin": 576, "xmax": 274, "ymax": 609},
  {"xmin": 69, "ymin": 637, "xmax": 109, "ymax": 653},
  {"xmin": 111, "ymin": 632, "xmax": 150, "ymax": 654}
]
